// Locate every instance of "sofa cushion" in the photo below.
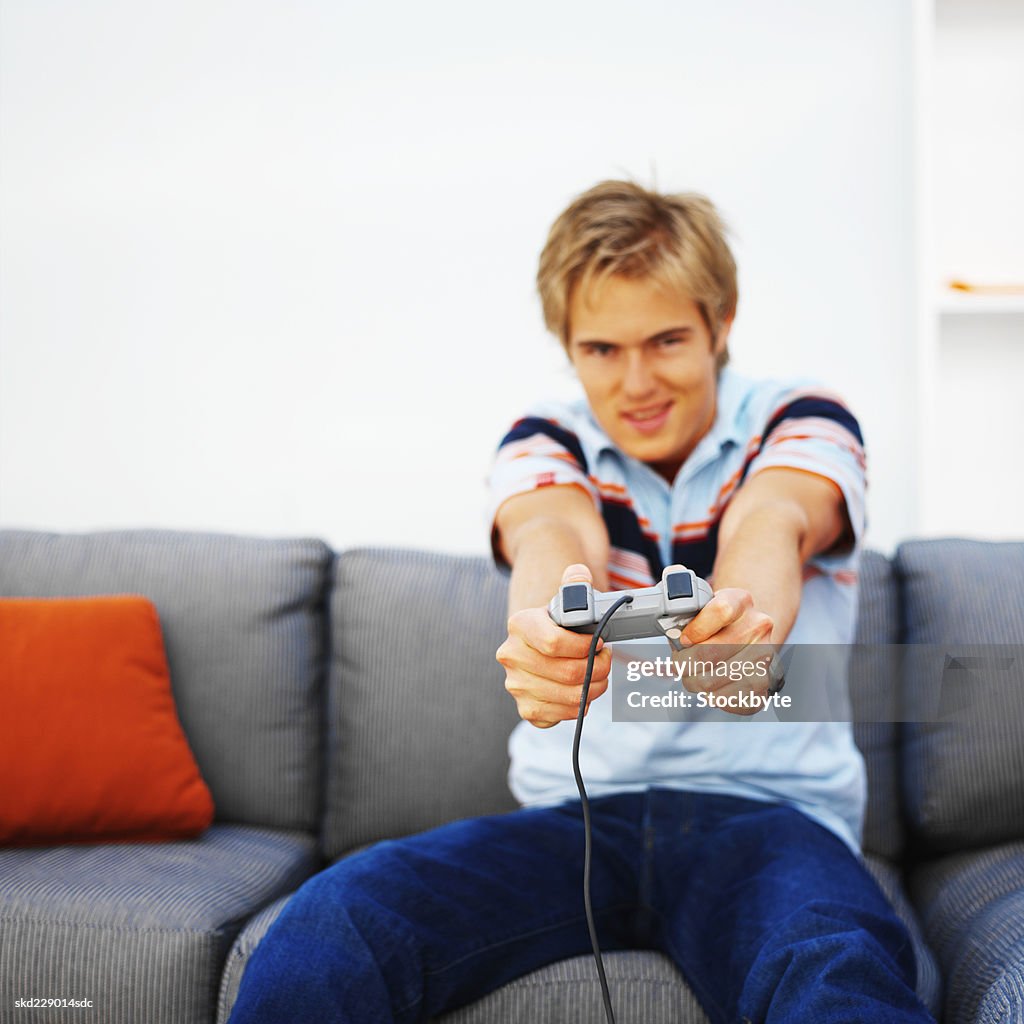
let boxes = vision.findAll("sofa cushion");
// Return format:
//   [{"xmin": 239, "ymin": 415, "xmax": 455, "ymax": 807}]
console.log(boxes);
[
  {"xmin": 0, "ymin": 824, "xmax": 319, "ymax": 1024},
  {"xmin": 0, "ymin": 595, "xmax": 213, "ymax": 845},
  {"xmin": 910, "ymin": 841, "xmax": 1024, "ymax": 1024},
  {"xmin": 217, "ymin": 894, "xmax": 292, "ymax": 1024},
  {"xmin": 896, "ymin": 539, "xmax": 1024, "ymax": 853},
  {"xmin": 322, "ymin": 549, "xmax": 520, "ymax": 860},
  {"xmin": 849, "ymin": 550, "xmax": 904, "ymax": 860},
  {"xmin": 216, "ymin": 853, "xmax": 940, "ymax": 1024},
  {"xmin": 0, "ymin": 530, "xmax": 332, "ymax": 831},
  {"xmin": 439, "ymin": 952, "xmax": 709, "ymax": 1024}
]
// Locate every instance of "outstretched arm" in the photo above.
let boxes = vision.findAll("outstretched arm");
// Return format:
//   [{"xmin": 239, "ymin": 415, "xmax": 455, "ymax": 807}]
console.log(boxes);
[
  {"xmin": 675, "ymin": 467, "xmax": 852, "ymax": 712},
  {"xmin": 692, "ymin": 466, "xmax": 850, "ymax": 645},
  {"xmin": 493, "ymin": 486, "xmax": 613, "ymax": 728},
  {"xmin": 495, "ymin": 485, "xmax": 610, "ymax": 615}
]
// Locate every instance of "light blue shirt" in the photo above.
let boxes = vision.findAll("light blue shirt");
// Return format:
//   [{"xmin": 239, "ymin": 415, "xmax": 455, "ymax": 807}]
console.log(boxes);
[{"xmin": 489, "ymin": 368, "xmax": 869, "ymax": 852}]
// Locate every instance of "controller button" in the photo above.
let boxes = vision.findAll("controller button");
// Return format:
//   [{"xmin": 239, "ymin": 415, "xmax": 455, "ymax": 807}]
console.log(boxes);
[
  {"xmin": 666, "ymin": 573, "xmax": 694, "ymax": 600},
  {"xmin": 562, "ymin": 583, "xmax": 590, "ymax": 613}
]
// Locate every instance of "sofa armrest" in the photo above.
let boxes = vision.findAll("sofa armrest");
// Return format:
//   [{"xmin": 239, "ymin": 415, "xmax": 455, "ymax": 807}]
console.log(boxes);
[{"xmin": 910, "ymin": 841, "xmax": 1024, "ymax": 1024}]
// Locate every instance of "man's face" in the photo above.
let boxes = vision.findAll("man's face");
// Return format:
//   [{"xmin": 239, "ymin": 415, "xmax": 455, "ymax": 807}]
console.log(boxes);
[{"xmin": 567, "ymin": 274, "xmax": 731, "ymax": 482}]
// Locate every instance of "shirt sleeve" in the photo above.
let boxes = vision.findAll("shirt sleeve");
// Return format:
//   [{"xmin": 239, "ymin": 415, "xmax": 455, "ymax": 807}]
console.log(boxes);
[
  {"xmin": 486, "ymin": 415, "xmax": 600, "ymax": 571},
  {"xmin": 744, "ymin": 387, "xmax": 867, "ymax": 558}
]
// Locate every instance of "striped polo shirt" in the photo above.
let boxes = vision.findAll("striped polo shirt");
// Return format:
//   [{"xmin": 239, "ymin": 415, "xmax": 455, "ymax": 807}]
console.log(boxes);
[{"xmin": 487, "ymin": 367, "xmax": 870, "ymax": 852}]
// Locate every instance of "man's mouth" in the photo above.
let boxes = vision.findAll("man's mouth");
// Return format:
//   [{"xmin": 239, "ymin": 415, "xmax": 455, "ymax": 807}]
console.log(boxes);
[{"xmin": 621, "ymin": 401, "xmax": 673, "ymax": 434}]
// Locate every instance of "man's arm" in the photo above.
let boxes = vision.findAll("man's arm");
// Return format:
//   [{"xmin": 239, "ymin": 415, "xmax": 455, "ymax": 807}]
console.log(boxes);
[
  {"xmin": 494, "ymin": 486, "xmax": 613, "ymax": 728},
  {"xmin": 674, "ymin": 467, "xmax": 850, "ymax": 712},
  {"xmin": 696, "ymin": 466, "xmax": 849, "ymax": 644},
  {"xmin": 495, "ymin": 485, "xmax": 610, "ymax": 615}
]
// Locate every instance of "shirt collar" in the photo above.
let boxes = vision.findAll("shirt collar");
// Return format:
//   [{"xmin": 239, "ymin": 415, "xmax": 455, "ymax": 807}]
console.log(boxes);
[{"xmin": 704, "ymin": 366, "xmax": 747, "ymax": 450}]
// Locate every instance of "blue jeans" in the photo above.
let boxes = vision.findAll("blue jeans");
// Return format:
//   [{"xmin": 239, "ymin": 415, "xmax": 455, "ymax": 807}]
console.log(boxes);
[{"xmin": 228, "ymin": 788, "xmax": 935, "ymax": 1023}]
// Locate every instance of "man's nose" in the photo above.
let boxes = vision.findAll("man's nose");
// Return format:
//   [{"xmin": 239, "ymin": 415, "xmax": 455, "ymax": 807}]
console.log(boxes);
[{"xmin": 622, "ymin": 350, "xmax": 657, "ymax": 398}]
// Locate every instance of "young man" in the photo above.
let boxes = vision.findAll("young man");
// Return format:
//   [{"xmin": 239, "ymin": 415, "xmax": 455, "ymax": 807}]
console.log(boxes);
[{"xmin": 229, "ymin": 182, "xmax": 935, "ymax": 1023}]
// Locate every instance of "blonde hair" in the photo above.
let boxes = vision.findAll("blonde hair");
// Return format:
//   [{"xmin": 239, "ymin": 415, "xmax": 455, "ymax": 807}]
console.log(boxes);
[{"xmin": 537, "ymin": 180, "xmax": 738, "ymax": 368}]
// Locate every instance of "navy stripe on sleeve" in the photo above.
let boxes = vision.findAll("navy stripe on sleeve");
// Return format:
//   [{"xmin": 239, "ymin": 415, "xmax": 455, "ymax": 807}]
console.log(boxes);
[
  {"xmin": 496, "ymin": 418, "xmax": 668, "ymax": 581},
  {"xmin": 762, "ymin": 397, "xmax": 864, "ymax": 447},
  {"xmin": 669, "ymin": 395, "xmax": 863, "ymax": 577},
  {"xmin": 498, "ymin": 417, "xmax": 590, "ymax": 473}
]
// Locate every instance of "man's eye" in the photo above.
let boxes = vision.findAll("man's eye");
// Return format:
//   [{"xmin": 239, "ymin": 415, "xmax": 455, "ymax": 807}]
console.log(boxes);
[
  {"xmin": 586, "ymin": 344, "xmax": 616, "ymax": 358},
  {"xmin": 658, "ymin": 336, "xmax": 685, "ymax": 349}
]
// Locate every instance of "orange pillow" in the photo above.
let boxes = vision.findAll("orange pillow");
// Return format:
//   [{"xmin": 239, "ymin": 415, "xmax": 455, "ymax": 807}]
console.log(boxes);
[{"xmin": 0, "ymin": 595, "xmax": 214, "ymax": 845}]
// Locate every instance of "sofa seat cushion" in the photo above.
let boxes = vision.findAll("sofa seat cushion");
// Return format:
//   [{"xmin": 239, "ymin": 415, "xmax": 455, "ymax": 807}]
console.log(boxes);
[
  {"xmin": 0, "ymin": 529, "xmax": 333, "ymax": 832},
  {"xmin": 0, "ymin": 825, "xmax": 318, "ymax": 1024},
  {"xmin": 215, "ymin": 853, "xmax": 938, "ymax": 1024},
  {"xmin": 438, "ymin": 952, "xmax": 709, "ymax": 1024},
  {"xmin": 911, "ymin": 841, "xmax": 1024, "ymax": 1024}
]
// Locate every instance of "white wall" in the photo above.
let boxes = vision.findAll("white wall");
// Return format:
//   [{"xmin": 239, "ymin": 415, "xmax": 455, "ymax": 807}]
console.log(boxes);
[
  {"xmin": 0, "ymin": 0, "xmax": 916, "ymax": 554},
  {"xmin": 917, "ymin": 0, "xmax": 1024, "ymax": 540}
]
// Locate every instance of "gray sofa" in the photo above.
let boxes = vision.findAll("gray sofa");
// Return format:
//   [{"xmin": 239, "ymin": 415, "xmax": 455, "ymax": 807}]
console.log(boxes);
[{"xmin": 1, "ymin": 529, "xmax": 1022, "ymax": 1024}]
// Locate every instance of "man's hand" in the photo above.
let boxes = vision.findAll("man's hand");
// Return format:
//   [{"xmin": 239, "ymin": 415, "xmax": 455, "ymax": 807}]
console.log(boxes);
[
  {"xmin": 496, "ymin": 564, "xmax": 613, "ymax": 729},
  {"xmin": 673, "ymin": 588, "xmax": 776, "ymax": 716}
]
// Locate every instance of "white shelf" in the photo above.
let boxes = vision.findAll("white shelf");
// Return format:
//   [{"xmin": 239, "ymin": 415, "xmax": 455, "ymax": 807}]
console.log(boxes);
[
  {"xmin": 938, "ymin": 292, "xmax": 1024, "ymax": 316},
  {"xmin": 916, "ymin": 0, "xmax": 1024, "ymax": 540}
]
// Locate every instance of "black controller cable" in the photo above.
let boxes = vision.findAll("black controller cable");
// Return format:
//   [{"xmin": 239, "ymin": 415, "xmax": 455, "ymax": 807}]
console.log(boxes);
[{"xmin": 571, "ymin": 593, "xmax": 633, "ymax": 1024}]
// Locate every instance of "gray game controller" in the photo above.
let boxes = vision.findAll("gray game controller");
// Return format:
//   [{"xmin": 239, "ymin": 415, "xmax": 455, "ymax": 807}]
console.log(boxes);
[{"xmin": 548, "ymin": 564, "xmax": 713, "ymax": 651}]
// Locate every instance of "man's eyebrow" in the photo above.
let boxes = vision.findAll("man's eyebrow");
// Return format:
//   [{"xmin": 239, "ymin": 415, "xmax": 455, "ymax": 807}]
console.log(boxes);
[
  {"xmin": 646, "ymin": 327, "xmax": 694, "ymax": 341},
  {"xmin": 572, "ymin": 326, "xmax": 695, "ymax": 346}
]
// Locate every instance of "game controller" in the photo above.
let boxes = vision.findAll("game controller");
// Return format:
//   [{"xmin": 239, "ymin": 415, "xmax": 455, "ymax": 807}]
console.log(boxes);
[{"xmin": 548, "ymin": 564, "xmax": 713, "ymax": 651}]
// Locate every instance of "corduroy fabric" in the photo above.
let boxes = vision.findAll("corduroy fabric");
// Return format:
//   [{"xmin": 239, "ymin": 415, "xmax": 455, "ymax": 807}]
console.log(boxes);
[
  {"xmin": 850, "ymin": 550, "xmax": 905, "ymax": 860},
  {"xmin": 321, "ymin": 548, "xmax": 520, "ymax": 861},
  {"xmin": 0, "ymin": 529, "xmax": 332, "ymax": 831},
  {"xmin": 216, "ymin": 896, "xmax": 291, "ymax": 1024},
  {"xmin": 896, "ymin": 540, "xmax": 1024, "ymax": 853},
  {"xmin": 438, "ymin": 951, "xmax": 709, "ymax": 1024},
  {"xmin": 0, "ymin": 825, "xmax": 318, "ymax": 1024},
  {"xmin": 910, "ymin": 842, "xmax": 1024, "ymax": 1024}
]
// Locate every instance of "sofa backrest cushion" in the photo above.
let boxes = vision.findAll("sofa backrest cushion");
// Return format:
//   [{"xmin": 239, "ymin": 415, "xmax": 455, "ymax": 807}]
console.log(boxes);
[
  {"xmin": 850, "ymin": 549, "xmax": 905, "ymax": 861},
  {"xmin": 322, "ymin": 548, "xmax": 519, "ymax": 861},
  {"xmin": 897, "ymin": 539, "xmax": 1024, "ymax": 854},
  {"xmin": 0, "ymin": 530, "xmax": 331, "ymax": 832}
]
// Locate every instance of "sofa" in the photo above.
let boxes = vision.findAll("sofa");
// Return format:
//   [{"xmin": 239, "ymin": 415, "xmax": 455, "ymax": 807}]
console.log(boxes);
[{"xmin": 0, "ymin": 528, "xmax": 1022, "ymax": 1024}]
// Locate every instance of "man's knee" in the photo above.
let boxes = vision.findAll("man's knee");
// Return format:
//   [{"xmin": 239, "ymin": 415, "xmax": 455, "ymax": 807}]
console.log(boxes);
[
  {"xmin": 741, "ymin": 899, "xmax": 919, "ymax": 1014},
  {"xmin": 285, "ymin": 840, "xmax": 423, "ymax": 935},
  {"xmin": 755, "ymin": 898, "xmax": 913, "ymax": 964}
]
